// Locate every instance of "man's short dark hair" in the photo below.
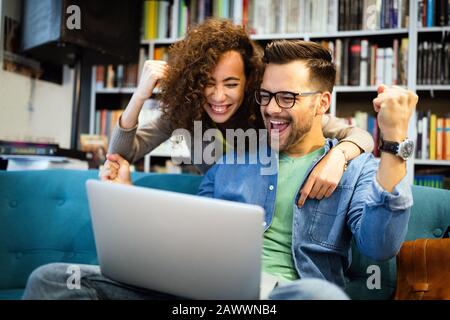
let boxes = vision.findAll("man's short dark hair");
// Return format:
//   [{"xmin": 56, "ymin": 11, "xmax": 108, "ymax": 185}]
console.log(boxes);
[{"xmin": 263, "ymin": 40, "xmax": 336, "ymax": 93}]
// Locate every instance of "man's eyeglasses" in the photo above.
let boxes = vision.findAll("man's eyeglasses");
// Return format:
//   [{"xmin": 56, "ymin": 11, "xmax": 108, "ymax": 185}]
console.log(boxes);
[{"xmin": 255, "ymin": 89, "xmax": 322, "ymax": 109}]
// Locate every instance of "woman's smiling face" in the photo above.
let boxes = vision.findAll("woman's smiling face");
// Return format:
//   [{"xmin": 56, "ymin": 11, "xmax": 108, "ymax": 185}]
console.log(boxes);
[{"xmin": 203, "ymin": 50, "xmax": 247, "ymax": 124}]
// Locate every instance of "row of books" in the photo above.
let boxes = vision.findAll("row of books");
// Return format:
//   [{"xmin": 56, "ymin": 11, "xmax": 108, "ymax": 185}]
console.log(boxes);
[
  {"xmin": 95, "ymin": 110, "xmax": 123, "ymax": 139},
  {"xmin": 414, "ymin": 174, "xmax": 450, "ymax": 189},
  {"xmin": 143, "ymin": 0, "xmax": 173, "ymax": 40},
  {"xmin": 95, "ymin": 46, "xmax": 170, "ymax": 91},
  {"xmin": 417, "ymin": 38, "xmax": 450, "ymax": 85},
  {"xmin": 342, "ymin": 111, "xmax": 450, "ymax": 161},
  {"xmin": 178, "ymin": 0, "xmax": 245, "ymax": 35},
  {"xmin": 143, "ymin": 0, "xmax": 245, "ymax": 39},
  {"xmin": 418, "ymin": 0, "xmax": 450, "ymax": 27},
  {"xmin": 339, "ymin": 0, "xmax": 409, "ymax": 31},
  {"xmin": 95, "ymin": 100, "xmax": 161, "ymax": 141},
  {"xmin": 322, "ymin": 38, "xmax": 408, "ymax": 86},
  {"xmin": 247, "ymin": 0, "xmax": 337, "ymax": 34},
  {"xmin": 95, "ymin": 64, "xmax": 139, "ymax": 90},
  {"xmin": 416, "ymin": 112, "xmax": 450, "ymax": 160},
  {"xmin": 143, "ymin": 0, "xmax": 413, "ymax": 39}
]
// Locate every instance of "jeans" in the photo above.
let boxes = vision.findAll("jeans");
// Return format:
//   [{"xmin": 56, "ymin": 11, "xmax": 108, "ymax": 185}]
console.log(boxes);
[{"xmin": 22, "ymin": 263, "xmax": 349, "ymax": 300}]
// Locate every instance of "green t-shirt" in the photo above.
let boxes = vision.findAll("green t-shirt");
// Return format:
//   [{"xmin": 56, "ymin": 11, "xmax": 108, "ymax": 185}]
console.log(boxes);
[{"xmin": 262, "ymin": 147, "xmax": 324, "ymax": 282}]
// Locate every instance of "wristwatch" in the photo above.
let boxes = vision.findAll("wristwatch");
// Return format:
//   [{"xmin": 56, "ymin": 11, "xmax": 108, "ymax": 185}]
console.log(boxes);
[{"xmin": 379, "ymin": 138, "xmax": 415, "ymax": 160}]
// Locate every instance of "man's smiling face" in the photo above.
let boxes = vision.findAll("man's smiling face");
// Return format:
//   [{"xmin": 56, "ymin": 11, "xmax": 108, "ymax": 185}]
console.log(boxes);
[{"xmin": 260, "ymin": 60, "xmax": 320, "ymax": 153}]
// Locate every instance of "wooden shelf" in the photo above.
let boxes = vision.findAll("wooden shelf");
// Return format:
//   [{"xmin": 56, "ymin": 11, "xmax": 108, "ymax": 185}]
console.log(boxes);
[
  {"xmin": 141, "ymin": 28, "xmax": 409, "ymax": 44},
  {"xmin": 414, "ymin": 159, "xmax": 450, "ymax": 166},
  {"xmin": 335, "ymin": 86, "xmax": 378, "ymax": 93},
  {"xmin": 416, "ymin": 85, "xmax": 450, "ymax": 91},
  {"xmin": 250, "ymin": 33, "xmax": 306, "ymax": 41},
  {"xmin": 308, "ymin": 28, "xmax": 408, "ymax": 39},
  {"xmin": 96, "ymin": 88, "xmax": 161, "ymax": 95},
  {"xmin": 418, "ymin": 26, "xmax": 450, "ymax": 33},
  {"xmin": 141, "ymin": 38, "xmax": 181, "ymax": 45},
  {"xmin": 95, "ymin": 85, "xmax": 445, "ymax": 95},
  {"xmin": 96, "ymin": 88, "xmax": 136, "ymax": 94}
]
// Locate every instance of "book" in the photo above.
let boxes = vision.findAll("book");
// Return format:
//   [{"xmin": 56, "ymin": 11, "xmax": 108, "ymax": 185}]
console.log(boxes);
[
  {"xmin": 446, "ymin": 118, "xmax": 450, "ymax": 160},
  {"xmin": 416, "ymin": 112, "xmax": 423, "ymax": 159},
  {"xmin": 427, "ymin": 0, "xmax": 435, "ymax": 27},
  {"xmin": 0, "ymin": 140, "xmax": 58, "ymax": 156},
  {"xmin": 399, "ymin": 38, "xmax": 408, "ymax": 85},
  {"xmin": 79, "ymin": 134, "xmax": 108, "ymax": 167},
  {"xmin": 436, "ymin": 118, "xmax": 445, "ymax": 160},
  {"xmin": 375, "ymin": 47, "xmax": 385, "ymax": 85},
  {"xmin": 422, "ymin": 116, "xmax": 429, "ymax": 160},
  {"xmin": 392, "ymin": 38, "xmax": 399, "ymax": 84},
  {"xmin": 429, "ymin": 114, "xmax": 437, "ymax": 160},
  {"xmin": 96, "ymin": 66, "xmax": 105, "ymax": 90},
  {"xmin": 360, "ymin": 39, "xmax": 369, "ymax": 86},
  {"xmin": 349, "ymin": 39, "xmax": 362, "ymax": 86},
  {"xmin": 335, "ymin": 39, "xmax": 342, "ymax": 85},
  {"xmin": 384, "ymin": 47, "xmax": 394, "ymax": 86}
]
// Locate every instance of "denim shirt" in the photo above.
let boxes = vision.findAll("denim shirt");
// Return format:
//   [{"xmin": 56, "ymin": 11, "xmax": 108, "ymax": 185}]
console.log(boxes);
[{"xmin": 197, "ymin": 139, "xmax": 413, "ymax": 288}]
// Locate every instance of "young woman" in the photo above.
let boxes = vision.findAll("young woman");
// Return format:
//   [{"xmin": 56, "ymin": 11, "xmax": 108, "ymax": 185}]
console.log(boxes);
[{"xmin": 102, "ymin": 18, "xmax": 373, "ymax": 204}]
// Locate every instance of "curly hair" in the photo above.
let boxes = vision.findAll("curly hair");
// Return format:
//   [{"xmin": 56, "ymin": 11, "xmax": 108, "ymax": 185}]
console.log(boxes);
[{"xmin": 159, "ymin": 18, "xmax": 264, "ymax": 132}]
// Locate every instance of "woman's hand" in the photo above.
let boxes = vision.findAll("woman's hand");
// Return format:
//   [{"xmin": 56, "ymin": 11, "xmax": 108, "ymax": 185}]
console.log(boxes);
[
  {"xmin": 99, "ymin": 154, "xmax": 132, "ymax": 185},
  {"xmin": 297, "ymin": 147, "xmax": 347, "ymax": 207},
  {"xmin": 134, "ymin": 60, "xmax": 169, "ymax": 101},
  {"xmin": 120, "ymin": 60, "xmax": 168, "ymax": 129}
]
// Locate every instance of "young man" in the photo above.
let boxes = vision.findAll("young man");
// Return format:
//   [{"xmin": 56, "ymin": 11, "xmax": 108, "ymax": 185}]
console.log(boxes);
[
  {"xmin": 197, "ymin": 40, "xmax": 417, "ymax": 292},
  {"xmin": 23, "ymin": 40, "xmax": 417, "ymax": 300}
]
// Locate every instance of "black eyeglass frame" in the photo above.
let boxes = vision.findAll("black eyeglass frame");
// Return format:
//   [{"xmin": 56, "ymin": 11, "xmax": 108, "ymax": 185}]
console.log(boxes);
[{"xmin": 255, "ymin": 89, "xmax": 322, "ymax": 109}]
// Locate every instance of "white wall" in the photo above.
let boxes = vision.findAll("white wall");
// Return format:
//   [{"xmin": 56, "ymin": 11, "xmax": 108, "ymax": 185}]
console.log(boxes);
[{"xmin": 0, "ymin": 0, "xmax": 74, "ymax": 148}]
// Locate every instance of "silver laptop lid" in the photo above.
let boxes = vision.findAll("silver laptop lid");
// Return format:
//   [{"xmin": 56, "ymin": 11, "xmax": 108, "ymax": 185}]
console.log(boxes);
[{"xmin": 86, "ymin": 179, "xmax": 264, "ymax": 300}]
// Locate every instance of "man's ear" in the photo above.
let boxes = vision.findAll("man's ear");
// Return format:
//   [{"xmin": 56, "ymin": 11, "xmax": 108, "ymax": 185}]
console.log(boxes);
[{"xmin": 316, "ymin": 91, "xmax": 331, "ymax": 116}]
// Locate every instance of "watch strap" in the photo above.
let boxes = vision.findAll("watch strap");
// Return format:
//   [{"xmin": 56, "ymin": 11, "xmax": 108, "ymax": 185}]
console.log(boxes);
[{"xmin": 379, "ymin": 140, "xmax": 399, "ymax": 155}]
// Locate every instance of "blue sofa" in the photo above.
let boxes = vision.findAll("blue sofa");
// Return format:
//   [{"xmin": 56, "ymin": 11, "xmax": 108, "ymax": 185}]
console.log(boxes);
[{"xmin": 0, "ymin": 170, "xmax": 449, "ymax": 300}]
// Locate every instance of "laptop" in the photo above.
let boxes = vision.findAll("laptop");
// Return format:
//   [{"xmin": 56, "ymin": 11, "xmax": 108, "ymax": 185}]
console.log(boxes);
[{"xmin": 86, "ymin": 180, "xmax": 267, "ymax": 300}]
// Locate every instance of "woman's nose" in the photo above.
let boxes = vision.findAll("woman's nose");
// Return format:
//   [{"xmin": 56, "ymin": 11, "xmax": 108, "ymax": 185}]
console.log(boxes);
[{"xmin": 211, "ymin": 86, "xmax": 226, "ymax": 102}]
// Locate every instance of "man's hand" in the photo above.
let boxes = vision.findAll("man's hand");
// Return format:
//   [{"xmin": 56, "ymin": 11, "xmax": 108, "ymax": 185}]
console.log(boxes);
[
  {"xmin": 373, "ymin": 84, "xmax": 418, "ymax": 193},
  {"xmin": 99, "ymin": 154, "xmax": 132, "ymax": 185},
  {"xmin": 373, "ymin": 85, "xmax": 418, "ymax": 141}
]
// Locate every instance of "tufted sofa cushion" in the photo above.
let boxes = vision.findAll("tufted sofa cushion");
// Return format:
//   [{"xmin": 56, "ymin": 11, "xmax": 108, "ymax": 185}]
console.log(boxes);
[
  {"xmin": 0, "ymin": 170, "xmax": 202, "ymax": 299},
  {"xmin": 0, "ymin": 170, "xmax": 100, "ymax": 299}
]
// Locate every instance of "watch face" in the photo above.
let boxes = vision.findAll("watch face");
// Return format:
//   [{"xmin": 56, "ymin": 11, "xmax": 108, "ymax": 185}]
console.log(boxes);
[{"xmin": 400, "ymin": 140, "xmax": 415, "ymax": 158}]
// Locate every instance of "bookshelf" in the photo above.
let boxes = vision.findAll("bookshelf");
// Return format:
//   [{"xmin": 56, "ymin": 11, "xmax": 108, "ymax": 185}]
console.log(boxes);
[{"xmin": 88, "ymin": 0, "xmax": 450, "ymax": 185}]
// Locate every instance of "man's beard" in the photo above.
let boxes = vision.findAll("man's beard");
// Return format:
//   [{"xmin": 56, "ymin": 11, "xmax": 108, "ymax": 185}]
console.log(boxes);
[
  {"xmin": 282, "ymin": 113, "xmax": 314, "ymax": 152},
  {"xmin": 267, "ymin": 104, "xmax": 315, "ymax": 152}
]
